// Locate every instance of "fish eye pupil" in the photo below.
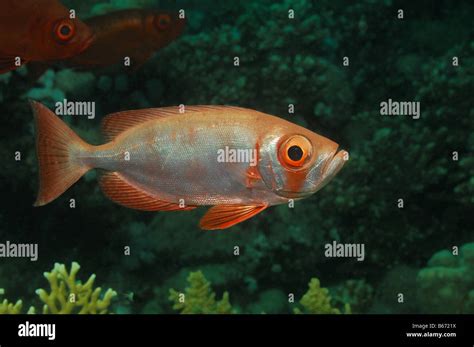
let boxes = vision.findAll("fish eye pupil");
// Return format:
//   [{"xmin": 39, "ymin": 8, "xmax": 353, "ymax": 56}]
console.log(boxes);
[
  {"xmin": 60, "ymin": 25, "xmax": 71, "ymax": 36},
  {"xmin": 154, "ymin": 15, "xmax": 171, "ymax": 30},
  {"xmin": 288, "ymin": 145, "xmax": 303, "ymax": 161}
]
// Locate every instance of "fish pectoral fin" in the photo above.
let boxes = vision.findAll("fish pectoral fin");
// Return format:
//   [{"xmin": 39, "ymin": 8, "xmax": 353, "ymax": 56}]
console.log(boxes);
[
  {"xmin": 100, "ymin": 172, "xmax": 196, "ymax": 211},
  {"xmin": 199, "ymin": 204, "xmax": 268, "ymax": 230}
]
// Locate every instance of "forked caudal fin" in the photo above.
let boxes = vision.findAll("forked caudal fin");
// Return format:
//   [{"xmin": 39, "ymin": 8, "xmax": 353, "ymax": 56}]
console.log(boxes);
[{"xmin": 31, "ymin": 101, "xmax": 93, "ymax": 206}]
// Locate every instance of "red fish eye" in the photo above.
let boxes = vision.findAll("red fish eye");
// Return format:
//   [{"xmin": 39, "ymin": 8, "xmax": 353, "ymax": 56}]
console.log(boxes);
[
  {"xmin": 154, "ymin": 14, "xmax": 171, "ymax": 30},
  {"xmin": 279, "ymin": 135, "xmax": 312, "ymax": 168},
  {"xmin": 54, "ymin": 20, "xmax": 75, "ymax": 42}
]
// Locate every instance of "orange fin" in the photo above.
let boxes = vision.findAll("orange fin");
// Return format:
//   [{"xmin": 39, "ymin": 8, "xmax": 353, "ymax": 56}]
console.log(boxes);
[
  {"xmin": 101, "ymin": 107, "xmax": 182, "ymax": 141},
  {"xmin": 199, "ymin": 204, "xmax": 268, "ymax": 230},
  {"xmin": 101, "ymin": 106, "xmax": 255, "ymax": 141},
  {"xmin": 31, "ymin": 101, "xmax": 92, "ymax": 206},
  {"xmin": 182, "ymin": 106, "xmax": 253, "ymax": 113},
  {"xmin": 99, "ymin": 172, "xmax": 196, "ymax": 211}
]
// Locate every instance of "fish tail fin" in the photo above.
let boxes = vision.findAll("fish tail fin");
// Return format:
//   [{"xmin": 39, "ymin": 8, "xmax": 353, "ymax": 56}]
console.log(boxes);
[{"xmin": 31, "ymin": 101, "xmax": 93, "ymax": 206}]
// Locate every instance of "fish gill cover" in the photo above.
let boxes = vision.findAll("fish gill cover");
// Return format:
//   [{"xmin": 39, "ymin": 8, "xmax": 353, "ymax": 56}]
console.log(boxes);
[{"xmin": 0, "ymin": 0, "xmax": 472, "ymax": 317}]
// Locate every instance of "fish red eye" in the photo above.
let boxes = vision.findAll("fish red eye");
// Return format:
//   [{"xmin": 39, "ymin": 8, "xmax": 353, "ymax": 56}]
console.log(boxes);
[
  {"xmin": 154, "ymin": 14, "xmax": 172, "ymax": 30},
  {"xmin": 54, "ymin": 20, "xmax": 75, "ymax": 42},
  {"xmin": 279, "ymin": 135, "xmax": 312, "ymax": 168}
]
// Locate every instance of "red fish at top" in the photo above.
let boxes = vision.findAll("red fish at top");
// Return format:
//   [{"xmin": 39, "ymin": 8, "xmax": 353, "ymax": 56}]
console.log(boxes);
[
  {"xmin": 58, "ymin": 9, "xmax": 186, "ymax": 70},
  {"xmin": 0, "ymin": 0, "xmax": 94, "ymax": 74}
]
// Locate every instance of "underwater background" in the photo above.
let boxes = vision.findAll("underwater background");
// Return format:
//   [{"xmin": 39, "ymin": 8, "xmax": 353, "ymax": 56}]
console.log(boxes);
[{"xmin": 0, "ymin": 0, "xmax": 473, "ymax": 314}]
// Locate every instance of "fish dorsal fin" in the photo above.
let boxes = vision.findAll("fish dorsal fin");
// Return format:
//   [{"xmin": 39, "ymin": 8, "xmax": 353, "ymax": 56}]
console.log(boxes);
[
  {"xmin": 101, "ymin": 105, "xmax": 254, "ymax": 141},
  {"xmin": 199, "ymin": 204, "xmax": 268, "ymax": 230},
  {"xmin": 99, "ymin": 172, "xmax": 196, "ymax": 211},
  {"xmin": 182, "ymin": 106, "xmax": 252, "ymax": 113},
  {"xmin": 101, "ymin": 107, "xmax": 181, "ymax": 141}
]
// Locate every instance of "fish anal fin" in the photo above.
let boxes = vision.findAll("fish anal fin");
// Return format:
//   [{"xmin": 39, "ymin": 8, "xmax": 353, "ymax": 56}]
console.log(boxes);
[
  {"xmin": 200, "ymin": 204, "xmax": 268, "ymax": 230},
  {"xmin": 99, "ymin": 172, "xmax": 196, "ymax": 211}
]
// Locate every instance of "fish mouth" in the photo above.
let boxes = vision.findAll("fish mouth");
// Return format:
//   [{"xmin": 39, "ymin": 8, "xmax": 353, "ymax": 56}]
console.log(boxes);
[
  {"xmin": 78, "ymin": 32, "xmax": 95, "ymax": 54},
  {"xmin": 273, "ymin": 148, "xmax": 348, "ymax": 199},
  {"xmin": 287, "ymin": 148, "xmax": 348, "ymax": 197},
  {"xmin": 317, "ymin": 148, "xmax": 348, "ymax": 189}
]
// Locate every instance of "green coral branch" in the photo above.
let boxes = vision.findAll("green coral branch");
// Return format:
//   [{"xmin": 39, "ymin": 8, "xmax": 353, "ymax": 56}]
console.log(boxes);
[
  {"xmin": 0, "ymin": 297, "xmax": 26, "ymax": 314},
  {"xmin": 0, "ymin": 262, "xmax": 117, "ymax": 314},
  {"xmin": 294, "ymin": 278, "xmax": 351, "ymax": 314},
  {"xmin": 170, "ymin": 271, "xmax": 350, "ymax": 314},
  {"xmin": 169, "ymin": 271, "xmax": 233, "ymax": 314},
  {"xmin": 36, "ymin": 262, "xmax": 117, "ymax": 314}
]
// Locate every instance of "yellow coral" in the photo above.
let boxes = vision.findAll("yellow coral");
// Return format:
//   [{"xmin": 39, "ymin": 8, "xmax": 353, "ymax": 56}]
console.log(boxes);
[
  {"xmin": 294, "ymin": 278, "xmax": 350, "ymax": 314},
  {"xmin": 169, "ymin": 271, "xmax": 232, "ymax": 314},
  {"xmin": 0, "ymin": 288, "xmax": 35, "ymax": 314},
  {"xmin": 0, "ymin": 298, "xmax": 23, "ymax": 314},
  {"xmin": 36, "ymin": 262, "xmax": 117, "ymax": 314}
]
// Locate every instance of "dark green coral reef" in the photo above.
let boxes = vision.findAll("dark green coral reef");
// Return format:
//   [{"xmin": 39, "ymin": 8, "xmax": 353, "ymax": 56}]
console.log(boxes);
[{"xmin": 0, "ymin": 0, "xmax": 472, "ymax": 314}]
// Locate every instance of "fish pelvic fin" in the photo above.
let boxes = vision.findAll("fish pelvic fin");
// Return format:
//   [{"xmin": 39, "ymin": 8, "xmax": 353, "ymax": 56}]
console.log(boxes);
[
  {"xmin": 31, "ymin": 101, "xmax": 93, "ymax": 207},
  {"xmin": 200, "ymin": 204, "xmax": 268, "ymax": 230}
]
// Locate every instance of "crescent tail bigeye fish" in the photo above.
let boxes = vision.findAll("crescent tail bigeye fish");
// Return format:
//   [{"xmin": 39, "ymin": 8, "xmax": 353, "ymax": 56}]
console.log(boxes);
[{"xmin": 31, "ymin": 101, "xmax": 348, "ymax": 230}]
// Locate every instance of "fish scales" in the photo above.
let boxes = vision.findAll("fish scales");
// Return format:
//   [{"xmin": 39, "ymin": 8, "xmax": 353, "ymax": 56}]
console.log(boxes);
[{"xmin": 87, "ymin": 110, "xmax": 270, "ymax": 205}]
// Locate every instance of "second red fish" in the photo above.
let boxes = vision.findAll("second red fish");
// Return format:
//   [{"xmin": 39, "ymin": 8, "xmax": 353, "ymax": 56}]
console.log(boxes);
[{"xmin": 69, "ymin": 9, "xmax": 186, "ymax": 69}]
